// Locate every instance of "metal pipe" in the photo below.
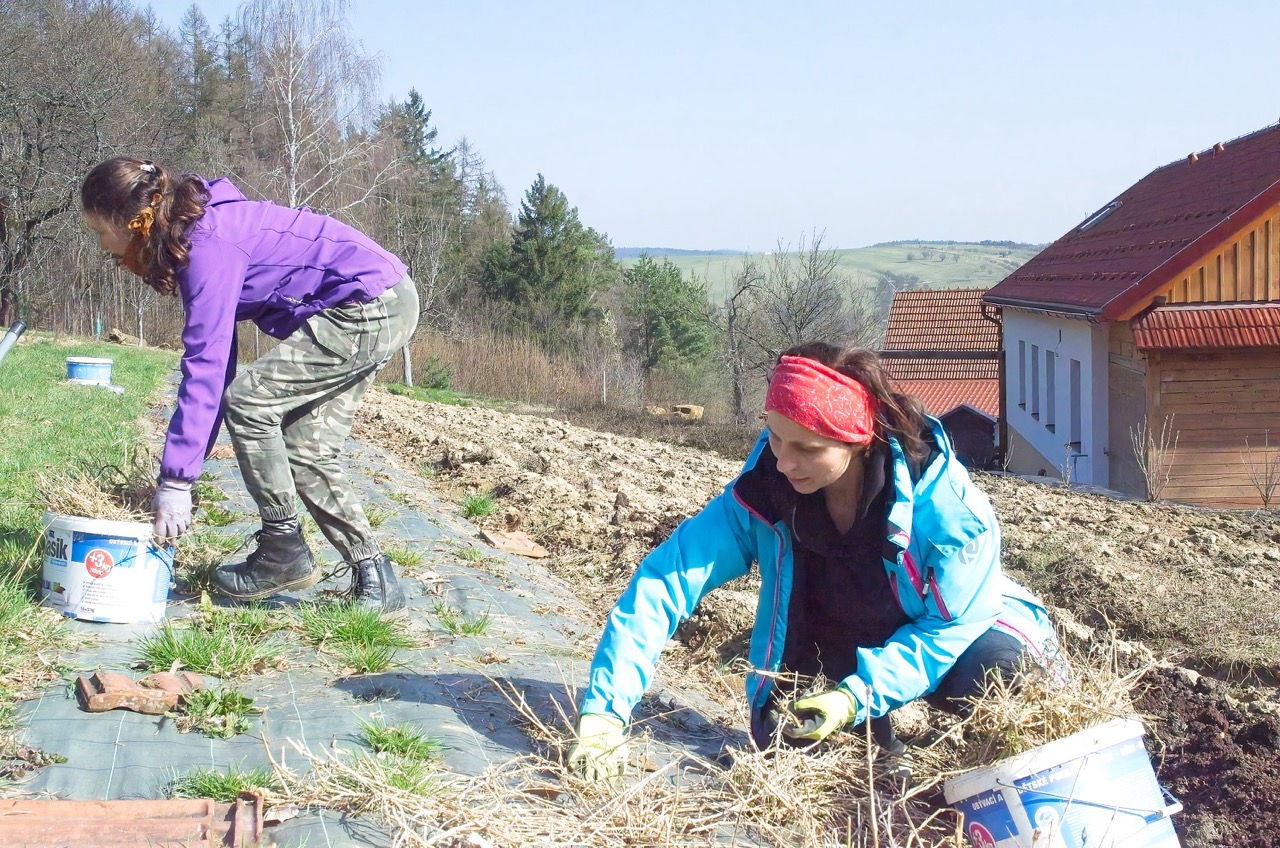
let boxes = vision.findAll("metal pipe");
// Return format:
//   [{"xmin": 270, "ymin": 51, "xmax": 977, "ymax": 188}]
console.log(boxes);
[{"xmin": 0, "ymin": 321, "xmax": 27, "ymax": 366}]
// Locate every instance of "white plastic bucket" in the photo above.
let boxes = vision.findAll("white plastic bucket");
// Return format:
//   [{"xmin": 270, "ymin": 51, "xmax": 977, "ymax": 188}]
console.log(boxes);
[
  {"xmin": 41, "ymin": 512, "xmax": 173, "ymax": 624},
  {"xmin": 944, "ymin": 718, "xmax": 1181, "ymax": 848},
  {"xmin": 65, "ymin": 356, "xmax": 113, "ymax": 385}
]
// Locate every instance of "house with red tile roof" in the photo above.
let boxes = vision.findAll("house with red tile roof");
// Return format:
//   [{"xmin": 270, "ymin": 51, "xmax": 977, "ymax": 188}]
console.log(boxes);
[
  {"xmin": 984, "ymin": 121, "xmax": 1280, "ymax": 506},
  {"xmin": 880, "ymin": 288, "xmax": 1002, "ymax": 468}
]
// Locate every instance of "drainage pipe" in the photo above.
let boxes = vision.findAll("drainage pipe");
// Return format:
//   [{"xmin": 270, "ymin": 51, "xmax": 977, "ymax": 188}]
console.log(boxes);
[{"xmin": 0, "ymin": 321, "xmax": 27, "ymax": 366}]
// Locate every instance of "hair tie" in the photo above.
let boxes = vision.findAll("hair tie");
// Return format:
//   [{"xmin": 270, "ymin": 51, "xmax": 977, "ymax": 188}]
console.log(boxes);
[
  {"xmin": 764, "ymin": 355, "xmax": 878, "ymax": 445},
  {"xmin": 139, "ymin": 160, "xmax": 157, "ymax": 174}
]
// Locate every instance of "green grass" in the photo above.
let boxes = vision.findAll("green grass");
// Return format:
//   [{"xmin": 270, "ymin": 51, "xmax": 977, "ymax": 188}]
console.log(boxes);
[
  {"xmin": 432, "ymin": 600, "xmax": 492, "ymax": 636},
  {"xmin": 198, "ymin": 502, "xmax": 241, "ymax": 527},
  {"xmin": 381, "ymin": 543, "xmax": 424, "ymax": 568},
  {"xmin": 387, "ymin": 491, "xmax": 412, "ymax": 505},
  {"xmin": 360, "ymin": 718, "xmax": 445, "ymax": 761},
  {"xmin": 347, "ymin": 717, "xmax": 446, "ymax": 795},
  {"xmin": 173, "ymin": 529, "xmax": 244, "ymax": 594},
  {"xmin": 177, "ymin": 688, "xmax": 260, "ymax": 738},
  {"xmin": 193, "ymin": 477, "xmax": 227, "ymax": 502},
  {"xmin": 136, "ymin": 613, "xmax": 285, "ymax": 679},
  {"xmin": 461, "ymin": 490, "xmax": 497, "ymax": 519},
  {"xmin": 170, "ymin": 764, "xmax": 279, "ymax": 802},
  {"xmin": 0, "ymin": 337, "xmax": 174, "ymax": 583},
  {"xmin": 298, "ymin": 601, "xmax": 414, "ymax": 673},
  {"xmin": 457, "ymin": 546, "xmax": 484, "ymax": 563},
  {"xmin": 364, "ymin": 505, "xmax": 395, "ymax": 529},
  {"xmin": 0, "ymin": 336, "xmax": 170, "ymax": 761},
  {"xmin": 386, "ymin": 383, "xmax": 482, "ymax": 407}
]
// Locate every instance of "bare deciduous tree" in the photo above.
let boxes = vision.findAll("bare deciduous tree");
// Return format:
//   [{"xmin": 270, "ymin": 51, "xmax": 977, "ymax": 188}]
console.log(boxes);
[
  {"xmin": 1129, "ymin": 414, "xmax": 1179, "ymax": 501},
  {"xmin": 240, "ymin": 0, "xmax": 394, "ymax": 212},
  {"xmin": 1241, "ymin": 430, "xmax": 1280, "ymax": 510}
]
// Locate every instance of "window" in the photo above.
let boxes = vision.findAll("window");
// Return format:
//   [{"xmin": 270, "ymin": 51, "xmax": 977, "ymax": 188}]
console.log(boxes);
[
  {"xmin": 1045, "ymin": 350, "xmax": 1056, "ymax": 431},
  {"xmin": 1030, "ymin": 344, "xmax": 1040, "ymax": 419},
  {"xmin": 1017, "ymin": 340, "xmax": 1026, "ymax": 408},
  {"xmin": 1069, "ymin": 359, "xmax": 1082, "ymax": 448}
]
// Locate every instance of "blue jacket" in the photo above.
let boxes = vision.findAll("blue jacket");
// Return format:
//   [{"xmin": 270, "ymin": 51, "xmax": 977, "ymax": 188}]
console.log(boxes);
[{"xmin": 580, "ymin": 417, "xmax": 1058, "ymax": 733}]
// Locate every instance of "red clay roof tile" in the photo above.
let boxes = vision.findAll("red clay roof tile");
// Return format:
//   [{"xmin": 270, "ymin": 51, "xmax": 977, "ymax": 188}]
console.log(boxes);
[
  {"xmin": 882, "ymin": 288, "xmax": 1000, "ymax": 351},
  {"xmin": 891, "ymin": 378, "xmax": 999, "ymax": 419},
  {"xmin": 1132, "ymin": 303, "xmax": 1280, "ymax": 350},
  {"xmin": 985, "ymin": 122, "xmax": 1280, "ymax": 319}
]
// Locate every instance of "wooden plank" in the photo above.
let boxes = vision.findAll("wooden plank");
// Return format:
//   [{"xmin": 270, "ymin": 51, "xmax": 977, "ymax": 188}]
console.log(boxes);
[
  {"xmin": 1160, "ymin": 363, "xmax": 1280, "ymax": 382},
  {"xmin": 1270, "ymin": 215, "xmax": 1280, "ymax": 300},
  {"xmin": 1159, "ymin": 378, "xmax": 1280, "ymax": 395},
  {"xmin": 1151, "ymin": 411, "xmax": 1280, "ymax": 430},
  {"xmin": 1157, "ymin": 399, "xmax": 1280, "ymax": 414},
  {"xmin": 1253, "ymin": 227, "xmax": 1265, "ymax": 301},
  {"xmin": 1207, "ymin": 253, "xmax": 1221, "ymax": 301}
]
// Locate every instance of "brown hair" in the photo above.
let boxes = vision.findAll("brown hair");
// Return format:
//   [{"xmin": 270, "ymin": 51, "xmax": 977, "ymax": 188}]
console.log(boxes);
[
  {"xmin": 779, "ymin": 342, "xmax": 931, "ymax": 467},
  {"xmin": 80, "ymin": 157, "xmax": 209, "ymax": 296}
]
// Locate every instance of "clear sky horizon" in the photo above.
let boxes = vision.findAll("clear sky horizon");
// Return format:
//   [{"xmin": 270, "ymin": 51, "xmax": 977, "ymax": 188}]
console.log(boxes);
[{"xmin": 151, "ymin": 1, "xmax": 1280, "ymax": 253}]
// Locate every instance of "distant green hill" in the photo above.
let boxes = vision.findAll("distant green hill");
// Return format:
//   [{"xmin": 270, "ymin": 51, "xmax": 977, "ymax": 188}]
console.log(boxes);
[{"xmin": 618, "ymin": 240, "xmax": 1044, "ymax": 303}]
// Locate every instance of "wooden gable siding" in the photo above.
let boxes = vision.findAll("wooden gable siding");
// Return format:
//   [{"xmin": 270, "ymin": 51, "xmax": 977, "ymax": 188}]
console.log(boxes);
[
  {"xmin": 1149, "ymin": 349, "xmax": 1280, "ymax": 507},
  {"xmin": 1159, "ymin": 206, "xmax": 1280, "ymax": 307}
]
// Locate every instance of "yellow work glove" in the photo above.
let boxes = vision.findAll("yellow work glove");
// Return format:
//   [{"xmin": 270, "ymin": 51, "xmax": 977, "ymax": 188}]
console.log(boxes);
[
  {"xmin": 566, "ymin": 713, "xmax": 628, "ymax": 781},
  {"xmin": 783, "ymin": 687, "xmax": 859, "ymax": 742}
]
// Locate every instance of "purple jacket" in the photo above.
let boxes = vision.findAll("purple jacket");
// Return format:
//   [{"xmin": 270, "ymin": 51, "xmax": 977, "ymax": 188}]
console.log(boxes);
[{"xmin": 159, "ymin": 178, "xmax": 407, "ymax": 481}]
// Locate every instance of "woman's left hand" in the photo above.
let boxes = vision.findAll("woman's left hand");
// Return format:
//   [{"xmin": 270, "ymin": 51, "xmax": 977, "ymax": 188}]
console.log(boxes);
[
  {"xmin": 153, "ymin": 478, "xmax": 193, "ymax": 543},
  {"xmin": 783, "ymin": 687, "xmax": 859, "ymax": 742}
]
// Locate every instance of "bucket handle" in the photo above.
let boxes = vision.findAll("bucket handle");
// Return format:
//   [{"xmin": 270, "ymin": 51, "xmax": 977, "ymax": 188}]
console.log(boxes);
[{"xmin": 996, "ymin": 781, "xmax": 1183, "ymax": 824}]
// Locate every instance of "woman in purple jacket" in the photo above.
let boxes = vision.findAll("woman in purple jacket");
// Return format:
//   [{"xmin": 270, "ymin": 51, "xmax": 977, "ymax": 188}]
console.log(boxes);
[{"xmin": 81, "ymin": 157, "xmax": 419, "ymax": 614}]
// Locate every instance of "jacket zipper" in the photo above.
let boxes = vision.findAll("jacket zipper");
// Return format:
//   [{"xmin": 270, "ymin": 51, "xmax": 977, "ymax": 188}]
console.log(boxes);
[{"xmin": 732, "ymin": 489, "xmax": 785, "ymax": 707}]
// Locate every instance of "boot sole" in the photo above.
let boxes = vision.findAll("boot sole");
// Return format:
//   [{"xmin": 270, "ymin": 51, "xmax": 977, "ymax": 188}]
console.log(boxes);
[{"xmin": 217, "ymin": 567, "xmax": 323, "ymax": 602}]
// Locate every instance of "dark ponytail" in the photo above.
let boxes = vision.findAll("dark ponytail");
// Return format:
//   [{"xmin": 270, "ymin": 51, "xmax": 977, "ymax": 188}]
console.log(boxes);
[
  {"xmin": 779, "ymin": 342, "xmax": 931, "ymax": 467},
  {"xmin": 81, "ymin": 157, "xmax": 208, "ymax": 296}
]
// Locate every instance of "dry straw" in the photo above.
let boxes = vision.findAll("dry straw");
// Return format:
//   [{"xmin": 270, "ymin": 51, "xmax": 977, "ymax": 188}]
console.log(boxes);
[{"xmin": 264, "ymin": 634, "xmax": 1152, "ymax": 848}]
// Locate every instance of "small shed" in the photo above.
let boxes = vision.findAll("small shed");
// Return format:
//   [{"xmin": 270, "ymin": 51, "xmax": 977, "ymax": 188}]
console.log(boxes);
[{"xmin": 880, "ymin": 288, "xmax": 1002, "ymax": 469}]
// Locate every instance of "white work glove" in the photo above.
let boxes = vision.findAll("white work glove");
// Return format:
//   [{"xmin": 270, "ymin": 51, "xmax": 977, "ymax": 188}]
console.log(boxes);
[
  {"xmin": 152, "ymin": 478, "xmax": 193, "ymax": 543},
  {"xmin": 566, "ymin": 713, "xmax": 628, "ymax": 781}
]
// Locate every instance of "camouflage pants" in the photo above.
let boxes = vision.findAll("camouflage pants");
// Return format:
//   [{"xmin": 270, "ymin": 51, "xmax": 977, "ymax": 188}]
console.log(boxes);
[{"xmin": 224, "ymin": 276, "xmax": 420, "ymax": 563}]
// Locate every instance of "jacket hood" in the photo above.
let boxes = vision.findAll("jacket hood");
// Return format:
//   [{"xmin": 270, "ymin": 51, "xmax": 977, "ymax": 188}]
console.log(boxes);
[{"xmin": 203, "ymin": 177, "xmax": 248, "ymax": 206}]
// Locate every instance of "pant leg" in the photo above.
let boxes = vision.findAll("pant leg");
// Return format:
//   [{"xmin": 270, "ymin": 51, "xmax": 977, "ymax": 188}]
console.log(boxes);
[
  {"xmin": 225, "ymin": 276, "xmax": 419, "ymax": 553},
  {"xmin": 924, "ymin": 627, "xmax": 1029, "ymax": 716},
  {"xmin": 280, "ymin": 278, "xmax": 419, "ymax": 561}
]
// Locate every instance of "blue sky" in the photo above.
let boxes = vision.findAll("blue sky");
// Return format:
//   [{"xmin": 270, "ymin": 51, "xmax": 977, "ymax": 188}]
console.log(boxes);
[{"xmin": 152, "ymin": 1, "xmax": 1280, "ymax": 251}]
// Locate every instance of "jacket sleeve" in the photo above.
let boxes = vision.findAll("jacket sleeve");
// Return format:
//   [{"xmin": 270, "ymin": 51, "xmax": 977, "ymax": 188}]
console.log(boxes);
[
  {"xmin": 841, "ymin": 526, "xmax": 1004, "ymax": 724},
  {"xmin": 159, "ymin": 235, "xmax": 248, "ymax": 482},
  {"xmin": 580, "ymin": 486, "xmax": 757, "ymax": 724}
]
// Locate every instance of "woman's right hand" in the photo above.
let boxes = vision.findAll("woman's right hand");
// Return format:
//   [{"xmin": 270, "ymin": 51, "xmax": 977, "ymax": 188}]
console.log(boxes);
[
  {"xmin": 566, "ymin": 713, "xmax": 628, "ymax": 781},
  {"xmin": 152, "ymin": 478, "xmax": 193, "ymax": 543}
]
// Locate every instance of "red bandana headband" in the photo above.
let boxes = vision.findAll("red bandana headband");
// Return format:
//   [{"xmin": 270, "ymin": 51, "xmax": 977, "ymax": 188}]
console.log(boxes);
[{"xmin": 764, "ymin": 355, "xmax": 877, "ymax": 445}]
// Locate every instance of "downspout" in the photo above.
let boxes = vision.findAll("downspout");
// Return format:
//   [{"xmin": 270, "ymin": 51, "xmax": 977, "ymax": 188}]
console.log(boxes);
[{"xmin": 980, "ymin": 302, "xmax": 1006, "ymax": 467}]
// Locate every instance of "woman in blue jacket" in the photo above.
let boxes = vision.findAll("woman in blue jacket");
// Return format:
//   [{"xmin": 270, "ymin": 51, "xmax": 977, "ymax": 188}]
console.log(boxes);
[{"xmin": 568, "ymin": 343, "xmax": 1060, "ymax": 779}]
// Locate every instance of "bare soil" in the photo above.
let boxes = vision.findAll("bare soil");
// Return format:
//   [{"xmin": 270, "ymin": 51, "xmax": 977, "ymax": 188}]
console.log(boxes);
[{"xmin": 354, "ymin": 388, "xmax": 1280, "ymax": 847}]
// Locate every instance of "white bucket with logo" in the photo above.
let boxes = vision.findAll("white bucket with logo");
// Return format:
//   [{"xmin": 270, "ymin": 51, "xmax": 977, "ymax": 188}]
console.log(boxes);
[
  {"xmin": 41, "ymin": 512, "xmax": 173, "ymax": 624},
  {"xmin": 944, "ymin": 718, "xmax": 1181, "ymax": 848}
]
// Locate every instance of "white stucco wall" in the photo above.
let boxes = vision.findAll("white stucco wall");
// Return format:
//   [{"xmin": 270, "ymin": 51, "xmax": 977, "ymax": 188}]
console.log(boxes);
[{"xmin": 1002, "ymin": 309, "xmax": 1110, "ymax": 486}]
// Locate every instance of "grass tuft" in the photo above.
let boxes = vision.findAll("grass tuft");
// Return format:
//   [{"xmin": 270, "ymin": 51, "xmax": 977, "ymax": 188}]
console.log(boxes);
[
  {"xmin": 136, "ymin": 612, "xmax": 284, "ymax": 679},
  {"xmin": 173, "ymin": 529, "xmax": 243, "ymax": 594},
  {"xmin": 381, "ymin": 543, "xmax": 424, "ymax": 568},
  {"xmin": 461, "ymin": 491, "xmax": 497, "ymax": 519},
  {"xmin": 364, "ymin": 505, "xmax": 396, "ymax": 529},
  {"xmin": 432, "ymin": 600, "xmax": 492, "ymax": 636},
  {"xmin": 360, "ymin": 718, "xmax": 445, "ymax": 761},
  {"xmin": 170, "ymin": 764, "xmax": 279, "ymax": 803},
  {"xmin": 298, "ymin": 601, "xmax": 414, "ymax": 673}
]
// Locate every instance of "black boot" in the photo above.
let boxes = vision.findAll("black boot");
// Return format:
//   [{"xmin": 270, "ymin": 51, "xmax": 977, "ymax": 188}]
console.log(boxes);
[
  {"xmin": 211, "ymin": 529, "xmax": 318, "ymax": 601},
  {"xmin": 347, "ymin": 553, "xmax": 407, "ymax": 614}
]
